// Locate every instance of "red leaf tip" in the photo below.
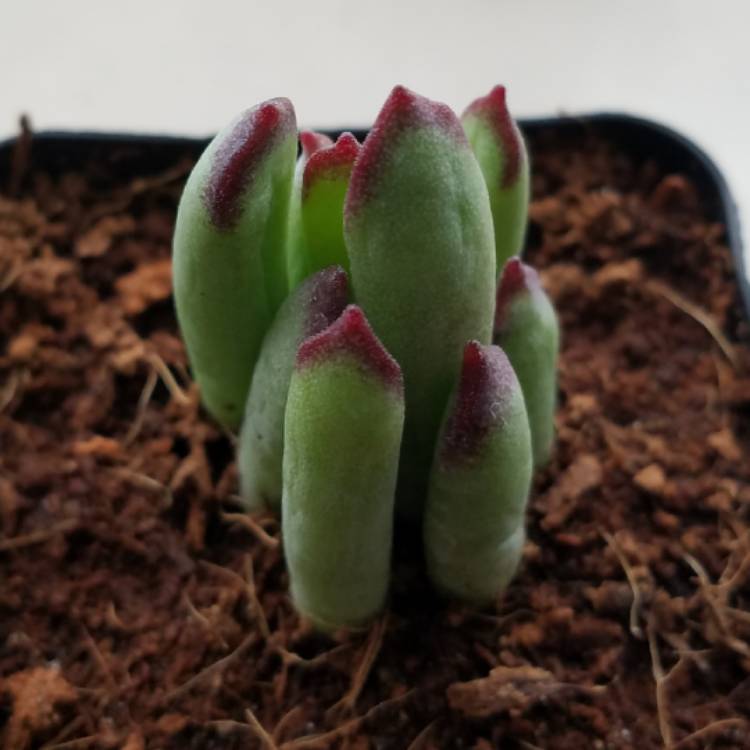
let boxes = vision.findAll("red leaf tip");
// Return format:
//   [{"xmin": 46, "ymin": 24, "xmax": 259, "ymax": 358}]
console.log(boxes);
[
  {"xmin": 334, "ymin": 132, "xmax": 360, "ymax": 152},
  {"xmin": 302, "ymin": 132, "xmax": 361, "ymax": 198},
  {"xmin": 303, "ymin": 265, "xmax": 349, "ymax": 338},
  {"xmin": 300, "ymin": 131, "xmax": 334, "ymax": 159},
  {"xmin": 345, "ymin": 86, "xmax": 467, "ymax": 218},
  {"xmin": 488, "ymin": 84, "xmax": 508, "ymax": 109},
  {"xmin": 464, "ymin": 85, "xmax": 523, "ymax": 188},
  {"xmin": 385, "ymin": 84, "xmax": 419, "ymax": 114},
  {"xmin": 375, "ymin": 85, "xmax": 466, "ymax": 144},
  {"xmin": 296, "ymin": 305, "xmax": 403, "ymax": 393},
  {"xmin": 203, "ymin": 98, "xmax": 296, "ymax": 231},
  {"xmin": 441, "ymin": 342, "xmax": 518, "ymax": 463},
  {"xmin": 494, "ymin": 257, "xmax": 542, "ymax": 331}
]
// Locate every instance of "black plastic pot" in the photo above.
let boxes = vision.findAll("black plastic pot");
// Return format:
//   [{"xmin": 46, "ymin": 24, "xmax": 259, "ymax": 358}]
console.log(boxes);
[{"xmin": 1, "ymin": 114, "xmax": 746, "ymax": 317}]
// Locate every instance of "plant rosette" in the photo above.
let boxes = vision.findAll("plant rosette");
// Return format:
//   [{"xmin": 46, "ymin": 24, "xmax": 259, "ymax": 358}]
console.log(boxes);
[{"xmin": 172, "ymin": 85, "xmax": 559, "ymax": 630}]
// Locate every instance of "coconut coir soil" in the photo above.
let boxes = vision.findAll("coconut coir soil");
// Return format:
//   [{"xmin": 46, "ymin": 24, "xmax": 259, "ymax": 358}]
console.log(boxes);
[{"xmin": 1, "ymin": 125, "xmax": 750, "ymax": 750}]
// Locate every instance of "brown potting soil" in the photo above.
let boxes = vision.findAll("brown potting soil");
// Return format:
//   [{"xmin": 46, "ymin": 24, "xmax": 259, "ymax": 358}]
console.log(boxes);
[{"xmin": 1, "ymin": 125, "xmax": 750, "ymax": 750}]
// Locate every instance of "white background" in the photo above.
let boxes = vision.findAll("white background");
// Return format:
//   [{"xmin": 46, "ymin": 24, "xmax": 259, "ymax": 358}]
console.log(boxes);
[{"xmin": 2, "ymin": 0, "xmax": 748, "ymax": 264}]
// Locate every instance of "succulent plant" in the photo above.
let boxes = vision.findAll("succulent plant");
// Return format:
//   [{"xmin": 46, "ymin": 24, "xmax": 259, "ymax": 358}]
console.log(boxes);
[{"xmin": 172, "ymin": 85, "xmax": 559, "ymax": 631}]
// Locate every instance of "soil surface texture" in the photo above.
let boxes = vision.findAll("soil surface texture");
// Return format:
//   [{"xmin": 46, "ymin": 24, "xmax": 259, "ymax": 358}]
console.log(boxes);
[{"xmin": 1, "ymin": 126, "xmax": 750, "ymax": 749}]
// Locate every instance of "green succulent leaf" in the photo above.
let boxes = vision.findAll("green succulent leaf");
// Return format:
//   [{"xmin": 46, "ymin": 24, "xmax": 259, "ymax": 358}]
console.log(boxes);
[
  {"xmin": 283, "ymin": 305, "xmax": 404, "ymax": 631},
  {"xmin": 462, "ymin": 86, "xmax": 530, "ymax": 269},
  {"xmin": 300, "ymin": 133, "xmax": 360, "ymax": 278},
  {"xmin": 288, "ymin": 132, "xmax": 360, "ymax": 288},
  {"xmin": 424, "ymin": 341, "xmax": 532, "ymax": 605},
  {"xmin": 286, "ymin": 131, "xmax": 331, "ymax": 290},
  {"xmin": 173, "ymin": 99, "xmax": 297, "ymax": 427},
  {"xmin": 495, "ymin": 257, "xmax": 560, "ymax": 466}
]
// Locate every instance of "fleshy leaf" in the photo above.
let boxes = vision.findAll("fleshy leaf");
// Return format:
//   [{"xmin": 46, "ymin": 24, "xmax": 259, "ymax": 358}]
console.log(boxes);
[
  {"xmin": 283, "ymin": 305, "xmax": 404, "ymax": 630},
  {"xmin": 238, "ymin": 266, "xmax": 349, "ymax": 512},
  {"xmin": 462, "ymin": 85, "xmax": 530, "ymax": 269},
  {"xmin": 495, "ymin": 257, "xmax": 559, "ymax": 466},
  {"xmin": 424, "ymin": 341, "xmax": 532, "ymax": 604},
  {"xmin": 344, "ymin": 85, "xmax": 496, "ymax": 516},
  {"xmin": 173, "ymin": 99, "xmax": 297, "ymax": 427},
  {"xmin": 286, "ymin": 131, "xmax": 342, "ymax": 289},
  {"xmin": 296, "ymin": 133, "xmax": 360, "ymax": 281}
]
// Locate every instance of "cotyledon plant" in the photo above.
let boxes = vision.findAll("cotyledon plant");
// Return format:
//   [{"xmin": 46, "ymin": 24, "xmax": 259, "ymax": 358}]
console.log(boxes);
[{"xmin": 172, "ymin": 84, "xmax": 559, "ymax": 630}]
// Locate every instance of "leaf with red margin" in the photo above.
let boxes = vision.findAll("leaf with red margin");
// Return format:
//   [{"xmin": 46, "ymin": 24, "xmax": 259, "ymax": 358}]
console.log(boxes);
[
  {"xmin": 462, "ymin": 86, "xmax": 530, "ymax": 269},
  {"xmin": 424, "ymin": 341, "xmax": 532, "ymax": 605},
  {"xmin": 494, "ymin": 257, "xmax": 560, "ymax": 466},
  {"xmin": 173, "ymin": 99, "xmax": 298, "ymax": 427},
  {"xmin": 239, "ymin": 266, "xmax": 350, "ymax": 512},
  {"xmin": 294, "ymin": 133, "xmax": 361, "ymax": 278},
  {"xmin": 283, "ymin": 304, "xmax": 404, "ymax": 631}
]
